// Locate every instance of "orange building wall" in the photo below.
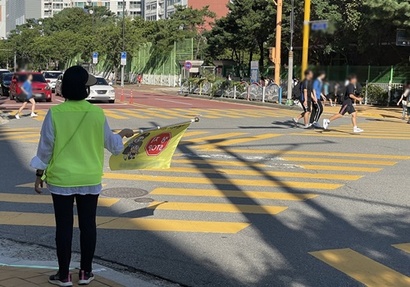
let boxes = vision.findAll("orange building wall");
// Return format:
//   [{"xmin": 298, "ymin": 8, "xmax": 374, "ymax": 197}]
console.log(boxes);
[{"xmin": 189, "ymin": 0, "xmax": 229, "ymax": 29}]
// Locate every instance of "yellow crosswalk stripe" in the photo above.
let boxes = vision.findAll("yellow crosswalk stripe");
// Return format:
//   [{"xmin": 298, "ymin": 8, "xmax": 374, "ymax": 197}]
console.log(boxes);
[
  {"xmin": 104, "ymin": 110, "xmax": 128, "ymax": 119},
  {"xmin": 182, "ymin": 131, "xmax": 209, "ymax": 138},
  {"xmin": 197, "ymin": 133, "xmax": 280, "ymax": 149},
  {"xmin": 301, "ymin": 165, "xmax": 382, "ymax": 172},
  {"xmin": 147, "ymin": 201, "xmax": 288, "ymax": 215},
  {"xmin": 204, "ymin": 109, "xmax": 241, "ymax": 118},
  {"xmin": 392, "ymin": 243, "xmax": 410, "ymax": 254},
  {"xmin": 0, "ymin": 133, "xmax": 39, "ymax": 141},
  {"xmin": 157, "ymin": 167, "xmax": 362, "ymax": 181},
  {"xmin": 310, "ymin": 248, "xmax": 410, "ymax": 287},
  {"xmin": 0, "ymin": 193, "xmax": 119, "ymax": 207},
  {"xmin": 0, "ymin": 211, "xmax": 249, "ymax": 233},
  {"xmin": 181, "ymin": 132, "xmax": 246, "ymax": 144},
  {"xmin": 151, "ymin": 188, "xmax": 318, "ymax": 201},
  {"xmin": 296, "ymin": 132, "xmax": 410, "ymax": 140},
  {"xmin": 140, "ymin": 109, "xmax": 174, "ymax": 119},
  {"xmin": 119, "ymin": 109, "xmax": 150, "ymax": 119},
  {"xmin": 103, "ymin": 173, "xmax": 343, "ymax": 190},
  {"xmin": 176, "ymin": 108, "xmax": 219, "ymax": 119},
  {"xmin": 172, "ymin": 159, "xmax": 266, "ymax": 168},
  {"xmin": 282, "ymin": 156, "xmax": 397, "ymax": 166},
  {"xmin": 202, "ymin": 149, "xmax": 410, "ymax": 160},
  {"xmin": 155, "ymin": 108, "xmax": 192, "ymax": 119}
]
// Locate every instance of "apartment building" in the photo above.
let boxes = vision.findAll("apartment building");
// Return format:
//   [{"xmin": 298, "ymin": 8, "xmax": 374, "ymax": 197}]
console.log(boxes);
[
  {"xmin": 41, "ymin": 1, "xmax": 142, "ymax": 18},
  {"xmin": 0, "ymin": 0, "xmax": 42, "ymax": 38}
]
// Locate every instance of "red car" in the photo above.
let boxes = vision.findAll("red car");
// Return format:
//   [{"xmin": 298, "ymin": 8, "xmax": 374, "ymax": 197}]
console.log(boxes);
[{"xmin": 10, "ymin": 72, "xmax": 52, "ymax": 102}]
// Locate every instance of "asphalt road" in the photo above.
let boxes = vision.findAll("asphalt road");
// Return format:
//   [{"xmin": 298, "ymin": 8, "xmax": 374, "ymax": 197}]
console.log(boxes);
[{"xmin": 0, "ymin": 88, "xmax": 409, "ymax": 287}]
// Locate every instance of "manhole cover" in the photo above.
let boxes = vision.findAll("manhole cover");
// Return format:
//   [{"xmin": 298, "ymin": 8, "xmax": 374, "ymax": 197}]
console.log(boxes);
[
  {"xmin": 134, "ymin": 198, "xmax": 155, "ymax": 203},
  {"xmin": 101, "ymin": 188, "xmax": 148, "ymax": 198}
]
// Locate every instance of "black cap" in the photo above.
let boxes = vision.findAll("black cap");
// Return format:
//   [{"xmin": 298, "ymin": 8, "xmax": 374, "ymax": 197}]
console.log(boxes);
[{"xmin": 63, "ymin": 66, "xmax": 97, "ymax": 87}]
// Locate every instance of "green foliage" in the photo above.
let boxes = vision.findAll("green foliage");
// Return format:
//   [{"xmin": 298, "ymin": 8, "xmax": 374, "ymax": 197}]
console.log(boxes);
[
  {"xmin": 1, "ymin": 6, "xmax": 212, "ymax": 70},
  {"xmin": 365, "ymin": 85, "xmax": 387, "ymax": 105}
]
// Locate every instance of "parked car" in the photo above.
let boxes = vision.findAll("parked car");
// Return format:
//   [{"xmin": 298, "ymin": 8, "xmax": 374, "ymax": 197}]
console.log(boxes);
[
  {"xmin": 86, "ymin": 77, "xmax": 116, "ymax": 103},
  {"xmin": 0, "ymin": 73, "xmax": 13, "ymax": 96},
  {"xmin": 10, "ymin": 72, "xmax": 52, "ymax": 102},
  {"xmin": 0, "ymin": 69, "xmax": 10, "ymax": 78},
  {"xmin": 43, "ymin": 70, "xmax": 63, "ymax": 92},
  {"xmin": 55, "ymin": 74, "xmax": 63, "ymax": 97}
]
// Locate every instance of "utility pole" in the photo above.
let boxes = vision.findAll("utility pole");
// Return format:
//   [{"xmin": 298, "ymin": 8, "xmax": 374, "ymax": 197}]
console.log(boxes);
[
  {"xmin": 274, "ymin": 0, "xmax": 283, "ymax": 85},
  {"xmin": 286, "ymin": 0, "xmax": 295, "ymax": 105},
  {"xmin": 301, "ymin": 0, "xmax": 311, "ymax": 78},
  {"xmin": 121, "ymin": 0, "xmax": 125, "ymax": 87}
]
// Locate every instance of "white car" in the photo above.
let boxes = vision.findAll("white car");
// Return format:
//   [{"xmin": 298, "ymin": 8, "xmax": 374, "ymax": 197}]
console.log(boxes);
[
  {"xmin": 87, "ymin": 77, "xmax": 116, "ymax": 103},
  {"xmin": 43, "ymin": 71, "xmax": 63, "ymax": 91}
]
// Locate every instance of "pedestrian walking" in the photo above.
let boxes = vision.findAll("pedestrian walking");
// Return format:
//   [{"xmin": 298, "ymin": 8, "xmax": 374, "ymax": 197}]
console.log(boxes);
[
  {"xmin": 397, "ymin": 82, "xmax": 410, "ymax": 121},
  {"xmin": 310, "ymin": 71, "xmax": 326, "ymax": 127},
  {"xmin": 30, "ymin": 66, "xmax": 134, "ymax": 287},
  {"xmin": 15, "ymin": 74, "xmax": 37, "ymax": 119},
  {"xmin": 323, "ymin": 74, "xmax": 364, "ymax": 133},
  {"xmin": 292, "ymin": 69, "xmax": 314, "ymax": 128}
]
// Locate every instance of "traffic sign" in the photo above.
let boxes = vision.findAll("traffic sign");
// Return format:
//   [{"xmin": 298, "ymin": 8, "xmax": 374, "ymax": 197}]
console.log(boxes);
[
  {"xmin": 92, "ymin": 52, "xmax": 98, "ymax": 64},
  {"xmin": 184, "ymin": 61, "xmax": 192, "ymax": 70},
  {"xmin": 311, "ymin": 21, "xmax": 328, "ymax": 31},
  {"xmin": 145, "ymin": 133, "xmax": 171, "ymax": 156},
  {"xmin": 250, "ymin": 61, "xmax": 259, "ymax": 84},
  {"xmin": 121, "ymin": 52, "xmax": 127, "ymax": 66}
]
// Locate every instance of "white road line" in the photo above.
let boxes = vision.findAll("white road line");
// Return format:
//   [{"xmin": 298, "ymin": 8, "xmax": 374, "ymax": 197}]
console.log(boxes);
[{"xmin": 155, "ymin": 98, "xmax": 193, "ymax": 105}]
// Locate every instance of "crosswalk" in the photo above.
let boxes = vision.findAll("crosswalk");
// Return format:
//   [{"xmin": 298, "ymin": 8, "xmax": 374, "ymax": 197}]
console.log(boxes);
[
  {"xmin": 1, "ymin": 130, "xmax": 410, "ymax": 235},
  {"xmin": 310, "ymin": 244, "xmax": 410, "ymax": 287},
  {"xmin": 296, "ymin": 118, "xmax": 410, "ymax": 140},
  {"xmin": 3, "ymin": 107, "xmax": 295, "ymax": 122}
]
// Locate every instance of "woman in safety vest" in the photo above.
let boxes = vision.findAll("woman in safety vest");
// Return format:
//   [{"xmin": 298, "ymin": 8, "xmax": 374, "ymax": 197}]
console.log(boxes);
[{"xmin": 31, "ymin": 66, "xmax": 134, "ymax": 287}]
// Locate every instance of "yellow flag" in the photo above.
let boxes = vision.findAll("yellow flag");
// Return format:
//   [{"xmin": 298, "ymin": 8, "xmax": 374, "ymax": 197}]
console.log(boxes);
[{"xmin": 109, "ymin": 120, "xmax": 196, "ymax": 170}]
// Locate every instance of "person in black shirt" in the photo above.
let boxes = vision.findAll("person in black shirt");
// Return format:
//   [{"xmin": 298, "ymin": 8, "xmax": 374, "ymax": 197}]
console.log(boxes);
[
  {"xmin": 323, "ymin": 74, "xmax": 364, "ymax": 133},
  {"xmin": 293, "ymin": 69, "xmax": 314, "ymax": 128}
]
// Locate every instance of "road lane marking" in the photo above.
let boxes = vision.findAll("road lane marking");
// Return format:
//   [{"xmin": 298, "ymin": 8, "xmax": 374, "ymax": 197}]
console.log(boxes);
[
  {"xmin": 151, "ymin": 188, "xmax": 318, "ymax": 201},
  {"xmin": 158, "ymin": 167, "xmax": 362, "ymax": 181},
  {"xmin": 0, "ymin": 211, "xmax": 249, "ymax": 233},
  {"xmin": 182, "ymin": 131, "xmax": 209, "ymax": 138},
  {"xmin": 301, "ymin": 165, "xmax": 382, "ymax": 172},
  {"xmin": 181, "ymin": 132, "xmax": 246, "ymax": 144},
  {"xmin": 103, "ymin": 173, "xmax": 343, "ymax": 190},
  {"xmin": 147, "ymin": 201, "xmax": 288, "ymax": 215},
  {"xmin": 155, "ymin": 98, "xmax": 193, "ymax": 105},
  {"xmin": 119, "ymin": 109, "xmax": 150, "ymax": 119},
  {"xmin": 197, "ymin": 134, "xmax": 281, "ymax": 149},
  {"xmin": 310, "ymin": 248, "xmax": 410, "ymax": 287},
  {"xmin": 282, "ymin": 157, "xmax": 397, "ymax": 166},
  {"xmin": 0, "ymin": 193, "xmax": 119, "ymax": 207},
  {"xmin": 392, "ymin": 243, "xmax": 410, "ymax": 254},
  {"xmin": 172, "ymin": 159, "xmax": 267, "ymax": 168},
  {"xmin": 103, "ymin": 110, "xmax": 128, "ymax": 120},
  {"xmin": 140, "ymin": 109, "xmax": 174, "ymax": 119},
  {"xmin": 203, "ymin": 149, "xmax": 410, "ymax": 160}
]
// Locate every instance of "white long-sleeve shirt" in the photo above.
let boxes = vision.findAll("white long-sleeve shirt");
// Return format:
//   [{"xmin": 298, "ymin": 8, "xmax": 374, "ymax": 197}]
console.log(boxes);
[{"xmin": 30, "ymin": 110, "xmax": 124, "ymax": 195}]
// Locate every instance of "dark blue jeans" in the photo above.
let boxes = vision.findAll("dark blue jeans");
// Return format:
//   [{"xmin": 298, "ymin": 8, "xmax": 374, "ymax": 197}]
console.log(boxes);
[{"xmin": 51, "ymin": 193, "xmax": 99, "ymax": 279}]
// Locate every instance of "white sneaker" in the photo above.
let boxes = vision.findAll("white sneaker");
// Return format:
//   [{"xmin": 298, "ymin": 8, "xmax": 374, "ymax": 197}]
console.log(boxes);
[
  {"xmin": 292, "ymin": 118, "xmax": 298, "ymax": 127},
  {"xmin": 323, "ymin": 119, "xmax": 330, "ymax": 130},
  {"xmin": 303, "ymin": 124, "xmax": 312, "ymax": 129},
  {"xmin": 353, "ymin": 127, "xmax": 364, "ymax": 133},
  {"xmin": 15, "ymin": 114, "xmax": 20, "ymax": 119},
  {"xmin": 30, "ymin": 113, "xmax": 38, "ymax": 117}
]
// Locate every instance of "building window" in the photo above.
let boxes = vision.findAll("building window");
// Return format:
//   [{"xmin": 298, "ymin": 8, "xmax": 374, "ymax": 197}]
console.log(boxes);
[
  {"xmin": 130, "ymin": 11, "xmax": 141, "ymax": 17},
  {"xmin": 130, "ymin": 1, "xmax": 141, "ymax": 9}
]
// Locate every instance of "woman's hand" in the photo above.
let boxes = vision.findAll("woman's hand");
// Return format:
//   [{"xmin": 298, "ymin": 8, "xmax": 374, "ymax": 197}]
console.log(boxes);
[
  {"xmin": 119, "ymin": 129, "xmax": 134, "ymax": 138},
  {"xmin": 34, "ymin": 176, "xmax": 43, "ymax": 194}
]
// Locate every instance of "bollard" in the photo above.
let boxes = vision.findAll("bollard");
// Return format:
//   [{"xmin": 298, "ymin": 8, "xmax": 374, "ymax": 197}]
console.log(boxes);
[
  {"xmin": 233, "ymin": 85, "xmax": 237, "ymax": 100},
  {"xmin": 129, "ymin": 89, "xmax": 134, "ymax": 104},
  {"xmin": 279, "ymin": 87, "xmax": 283, "ymax": 105},
  {"xmin": 262, "ymin": 86, "xmax": 266, "ymax": 103},
  {"xmin": 120, "ymin": 88, "xmax": 124, "ymax": 102}
]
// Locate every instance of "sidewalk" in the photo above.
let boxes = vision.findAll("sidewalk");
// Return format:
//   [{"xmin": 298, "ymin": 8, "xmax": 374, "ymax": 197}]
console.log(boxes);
[{"xmin": 0, "ymin": 257, "xmax": 157, "ymax": 287}]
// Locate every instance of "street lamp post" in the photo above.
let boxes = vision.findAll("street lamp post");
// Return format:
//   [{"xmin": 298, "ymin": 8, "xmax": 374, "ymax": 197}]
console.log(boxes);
[
  {"xmin": 274, "ymin": 0, "xmax": 283, "ymax": 86},
  {"xmin": 286, "ymin": 0, "xmax": 295, "ymax": 105},
  {"xmin": 121, "ymin": 0, "xmax": 125, "ymax": 87}
]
